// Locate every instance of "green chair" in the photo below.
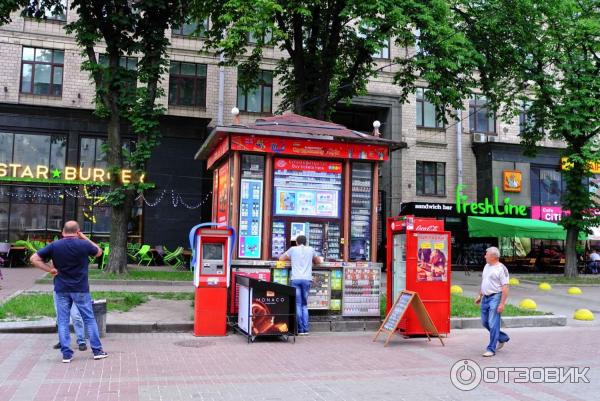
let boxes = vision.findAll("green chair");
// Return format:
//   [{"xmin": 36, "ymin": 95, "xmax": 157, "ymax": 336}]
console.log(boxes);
[
  {"xmin": 100, "ymin": 245, "xmax": 110, "ymax": 270},
  {"xmin": 133, "ymin": 244, "xmax": 154, "ymax": 266},
  {"xmin": 163, "ymin": 246, "xmax": 185, "ymax": 270}
]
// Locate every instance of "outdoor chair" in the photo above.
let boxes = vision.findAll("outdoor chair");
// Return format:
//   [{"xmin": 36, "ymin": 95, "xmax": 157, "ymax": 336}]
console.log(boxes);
[
  {"xmin": 100, "ymin": 245, "xmax": 110, "ymax": 270},
  {"xmin": 0, "ymin": 242, "xmax": 10, "ymax": 267},
  {"xmin": 133, "ymin": 244, "xmax": 154, "ymax": 266},
  {"xmin": 163, "ymin": 246, "xmax": 185, "ymax": 270}
]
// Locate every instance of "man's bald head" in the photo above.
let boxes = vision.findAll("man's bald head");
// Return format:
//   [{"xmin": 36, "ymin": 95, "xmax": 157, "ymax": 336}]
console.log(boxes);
[{"xmin": 63, "ymin": 221, "xmax": 80, "ymax": 235}]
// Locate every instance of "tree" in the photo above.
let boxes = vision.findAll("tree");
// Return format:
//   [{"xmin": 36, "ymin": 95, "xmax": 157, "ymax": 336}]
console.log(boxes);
[
  {"xmin": 1, "ymin": 0, "xmax": 191, "ymax": 273},
  {"xmin": 192, "ymin": 0, "xmax": 480, "ymax": 120},
  {"xmin": 452, "ymin": 0, "xmax": 600, "ymax": 277}
]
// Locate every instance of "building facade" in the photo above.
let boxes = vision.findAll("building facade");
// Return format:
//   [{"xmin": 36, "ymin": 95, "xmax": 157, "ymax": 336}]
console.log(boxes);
[{"xmin": 0, "ymin": 3, "xmax": 570, "ymax": 256}]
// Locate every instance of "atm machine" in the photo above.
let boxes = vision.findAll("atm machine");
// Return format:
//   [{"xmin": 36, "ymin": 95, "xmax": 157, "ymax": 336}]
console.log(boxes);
[{"xmin": 190, "ymin": 226, "xmax": 235, "ymax": 336}]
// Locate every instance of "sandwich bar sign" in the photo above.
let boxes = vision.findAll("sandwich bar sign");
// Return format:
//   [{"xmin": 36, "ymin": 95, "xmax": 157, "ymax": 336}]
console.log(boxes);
[{"xmin": 0, "ymin": 163, "xmax": 144, "ymax": 186}]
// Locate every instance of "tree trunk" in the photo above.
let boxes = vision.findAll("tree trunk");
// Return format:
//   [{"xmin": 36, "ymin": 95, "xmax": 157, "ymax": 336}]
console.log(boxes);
[
  {"xmin": 107, "ymin": 191, "xmax": 133, "ymax": 274},
  {"xmin": 564, "ymin": 226, "xmax": 579, "ymax": 278}
]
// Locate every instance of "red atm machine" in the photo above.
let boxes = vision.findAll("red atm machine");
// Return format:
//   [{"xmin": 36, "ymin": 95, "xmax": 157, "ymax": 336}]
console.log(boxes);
[
  {"xmin": 192, "ymin": 227, "xmax": 234, "ymax": 336},
  {"xmin": 386, "ymin": 215, "xmax": 451, "ymax": 335}
]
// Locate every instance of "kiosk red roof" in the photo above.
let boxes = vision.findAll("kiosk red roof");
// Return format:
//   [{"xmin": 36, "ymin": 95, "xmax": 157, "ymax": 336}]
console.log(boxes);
[{"xmin": 196, "ymin": 113, "xmax": 405, "ymax": 161}]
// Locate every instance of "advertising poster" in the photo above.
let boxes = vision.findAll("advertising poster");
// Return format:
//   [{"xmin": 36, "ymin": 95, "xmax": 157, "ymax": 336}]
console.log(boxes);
[
  {"xmin": 238, "ymin": 179, "xmax": 263, "ymax": 258},
  {"xmin": 230, "ymin": 269, "xmax": 271, "ymax": 314},
  {"xmin": 330, "ymin": 269, "xmax": 342, "ymax": 291},
  {"xmin": 503, "ymin": 170, "xmax": 522, "ymax": 193},
  {"xmin": 251, "ymin": 288, "xmax": 291, "ymax": 335},
  {"xmin": 290, "ymin": 222, "xmax": 309, "ymax": 241},
  {"xmin": 216, "ymin": 162, "xmax": 229, "ymax": 225},
  {"xmin": 272, "ymin": 268, "xmax": 289, "ymax": 285},
  {"xmin": 273, "ymin": 158, "xmax": 342, "ymax": 218},
  {"xmin": 416, "ymin": 233, "xmax": 448, "ymax": 282}
]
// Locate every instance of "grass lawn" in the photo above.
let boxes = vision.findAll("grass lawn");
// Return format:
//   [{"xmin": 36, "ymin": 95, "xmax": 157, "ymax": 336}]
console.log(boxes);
[
  {"xmin": 0, "ymin": 291, "xmax": 193, "ymax": 320},
  {"xmin": 88, "ymin": 270, "xmax": 193, "ymax": 281},
  {"xmin": 379, "ymin": 293, "xmax": 547, "ymax": 318},
  {"xmin": 515, "ymin": 274, "xmax": 600, "ymax": 285}
]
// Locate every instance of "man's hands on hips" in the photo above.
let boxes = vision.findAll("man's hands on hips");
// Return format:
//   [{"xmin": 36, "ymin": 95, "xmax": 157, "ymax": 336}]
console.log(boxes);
[{"xmin": 49, "ymin": 267, "xmax": 58, "ymax": 276}]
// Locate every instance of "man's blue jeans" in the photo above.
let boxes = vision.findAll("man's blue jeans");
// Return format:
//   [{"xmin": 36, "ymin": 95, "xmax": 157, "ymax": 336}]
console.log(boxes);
[
  {"xmin": 291, "ymin": 279, "xmax": 311, "ymax": 333},
  {"xmin": 55, "ymin": 292, "xmax": 103, "ymax": 358},
  {"xmin": 481, "ymin": 293, "xmax": 510, "ymax": 354},
  {"xmin": 53, "ymin": 291, "xmax": 86, "ymax": 346}
]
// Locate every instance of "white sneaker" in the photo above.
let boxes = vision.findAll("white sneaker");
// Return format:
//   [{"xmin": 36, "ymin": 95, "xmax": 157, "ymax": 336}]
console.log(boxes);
[
  {"xmin": 482, "ymin": 351, "xmax": 495, "ymax": 357},
  {"xmin": 497, "ymin": 341, "xmax": 505, "ymax": 351}
]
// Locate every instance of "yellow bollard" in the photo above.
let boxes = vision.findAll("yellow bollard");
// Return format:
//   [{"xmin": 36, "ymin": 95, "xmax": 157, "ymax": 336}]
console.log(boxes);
[
  {"xmin": 567, "ymin": 287, "xmax": 582, "ymax": 295},
  {"xmin": 509, "ymin": 278, "xmax": 520, "ymax": 286},
  {"xmin": 519, "ymin": 298, "xmax": 537, "ymax": 310},
  {"xmin": 450, "ymin": 285, "xmax": 463, "ymax": 295},
  {"xmin": 538, "ymin": 282, "xmax": 552, "ymax": 291},
  {"xmin": 573, "ymin": 309, "xmax": 594, "ymax": 321}
]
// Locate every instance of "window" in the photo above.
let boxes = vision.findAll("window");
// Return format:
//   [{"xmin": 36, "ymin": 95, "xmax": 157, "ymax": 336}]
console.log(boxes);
[
  {"xmin": 416, "ymin": 161, "xmax": 445, "ymax": 196},
  {"xmin": 168, "ymin": 62, "xmax": 207, "ymax": 107},
  {"xmin": 30, "ymin": 0, "xmax": 67, "ymax": 21},
  {"xmin": 237, "ymin": 70, "xmax": 273, "ymax": 113},
  {"xmin": 469, "ymin": 95, "xmax": 496, "ymax": 133},
  {"xmin": 247, "ymin": 29, "xmax": 273, "ymax": 44},
  {"xmin": 372, "ymin": 38, "xmax": 390, "ymax": 59},
  {"xmin": 519, "ymin": 100, "xmax": 533, "ymax": 135},
  {"xmin": 172, "ymin": 18, "xmax": 208, "ymax": 37},
  {"xmin": 79, "ymin": 136, "xmax": 133, "ymax": 169},
  {"xmin": 531, "ymin": 167, "xmax": 563, "ymax": 206},
  {"xmin": 0, "ymin": 132, "xmax": 67, "ymax": 242},
  {"xmin": 21, "ymin": 47, "xmax": 64, "ymax": 96},
  {"xmin": 98, "ymin": 54, "xmax": 137, "ymax": 91},
  {"xmin": 416, "ymin": 88, "xmax": 443, "ymax": 128}
]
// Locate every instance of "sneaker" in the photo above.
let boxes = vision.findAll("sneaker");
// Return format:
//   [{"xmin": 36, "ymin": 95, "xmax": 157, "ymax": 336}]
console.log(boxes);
[
  {"xmin": 482, "ymin": 351, "xmax": 495, "ymax": 357},
  {"xmin": 78, "ymin": 343, "xmax": 88, "ymax": 351},
  {"xmin": 93, "ymin": 351, "xmax": 108, "ymax": 360},
  {"xmin": 497, "ymin": 341, "xmax": 505, "ymax": 351},
  {"xmin": 62, "ymin": 355, "xmax": 72, "ymax": 363},
  {"xmin": 53, "ymin": 342, "xmax": 61, "ymax": 350},
  {"xmin": 299, "ymin": 332, "xmax": 309, "ymax": 336}
]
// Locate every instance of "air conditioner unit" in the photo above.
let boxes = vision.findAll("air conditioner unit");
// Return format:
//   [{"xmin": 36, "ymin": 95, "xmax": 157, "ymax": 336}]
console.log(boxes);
[
  {"xmin": 472, "ymin": 133, "xmax": 487, "ymax": 143},
  {"xmin": 487, "ymin": 135, "xmax": 499, "ymax": 142}
]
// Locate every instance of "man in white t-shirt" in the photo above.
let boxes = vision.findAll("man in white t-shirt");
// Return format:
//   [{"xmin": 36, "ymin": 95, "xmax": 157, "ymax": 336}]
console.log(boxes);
[
  {"xmin": 279, "ymin": 235, "xmax": 322, "ymax": 335},
  {"xmin": 474, "ymin": 246, "xmax": 510, "ymax": 357},
  {"xmin": 588, "ymin": 250, "xmax": 600, "ymax": 274}
]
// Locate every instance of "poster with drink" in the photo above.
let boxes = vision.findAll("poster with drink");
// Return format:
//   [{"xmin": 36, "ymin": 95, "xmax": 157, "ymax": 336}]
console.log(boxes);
[
  {"xmin": 251, "ymin": 287, "xmax": 292, "ymax": 336},
  {"xmin": 216, "ymin": 162, "xmax": 229, "ymax": 225},
  {"xmin": 416, "ymin": 233, "xmax": 448, "ymax": 282}
]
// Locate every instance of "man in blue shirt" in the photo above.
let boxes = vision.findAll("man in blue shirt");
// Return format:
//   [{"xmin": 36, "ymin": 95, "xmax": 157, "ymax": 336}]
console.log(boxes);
[{"xmin": 31, "ymin": 221, "xmax": 107, "ymax": 363}]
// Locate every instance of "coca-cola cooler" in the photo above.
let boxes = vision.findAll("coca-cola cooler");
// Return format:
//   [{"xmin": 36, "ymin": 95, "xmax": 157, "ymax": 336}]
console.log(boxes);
[{"xmin": 386, "ymin": 215, "xmax": 451, "ymax": 335}]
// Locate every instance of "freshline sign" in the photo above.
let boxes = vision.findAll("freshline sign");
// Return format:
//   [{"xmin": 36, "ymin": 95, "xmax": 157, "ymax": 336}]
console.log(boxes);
[{"xmin": 456, "ymin": 185, "xmax": 527, "ymax": 217}]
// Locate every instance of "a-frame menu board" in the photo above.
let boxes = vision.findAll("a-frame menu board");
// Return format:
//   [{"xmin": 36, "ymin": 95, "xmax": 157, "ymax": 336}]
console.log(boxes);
[{"xmin": 373, "ymin": 290, "xmax": 445, "ymax": 347}]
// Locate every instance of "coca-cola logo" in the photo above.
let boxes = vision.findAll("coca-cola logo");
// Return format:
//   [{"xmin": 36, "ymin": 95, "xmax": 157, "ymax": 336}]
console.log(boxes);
[{"xmin": 415, "ymin": 224, "xmax": 440, "ymax": 231}]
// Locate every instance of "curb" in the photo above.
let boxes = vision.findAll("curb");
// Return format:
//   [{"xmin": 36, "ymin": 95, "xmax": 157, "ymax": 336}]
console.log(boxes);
[
  {"xmin": 35, "ymin": 279, "xmax": 190, "ymax": 286},
  {"xmin": 0, "ymin": 289, "xmax": 24, "ymax": 305},
  {"xmin": 0, "ymin": 315, "xmax": 568, "ymax": 334},
  {"xmin": 451, "ymin": 315, "xmax": 567, "ymax": 329},
  {"xmin": 517, "ymin": 279, "xmax": 600, "ymax": 287}
]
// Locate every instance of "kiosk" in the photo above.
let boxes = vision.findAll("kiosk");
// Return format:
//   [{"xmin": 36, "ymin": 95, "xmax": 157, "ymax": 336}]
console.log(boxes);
[
  {"xmin": 195, "ymin": 113, "xmax": 403, "ymax": 322},
  {"xmin": 386, "ymin": 215, "xmax": 451, "ymax": 335},
  {"xmin": 191, "ymin": 225, "xmax": 235, "ymax": 336}
]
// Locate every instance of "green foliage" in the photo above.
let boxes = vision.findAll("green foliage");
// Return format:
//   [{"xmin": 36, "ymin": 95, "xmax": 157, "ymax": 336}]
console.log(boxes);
[
  {"xmin": 453, "ymin": 0, "xmax": 600, "ymax": 276},
  {"xmin": 193, "ymin": 0, "xmax": 480, "ymax": 119}
]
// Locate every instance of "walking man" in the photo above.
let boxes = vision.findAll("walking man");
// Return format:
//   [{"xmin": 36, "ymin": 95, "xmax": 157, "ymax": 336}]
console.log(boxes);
[
  {"xmin": 31, "ymin": 221, "xmax": 108, "ymax": 363},
  {"xmin": 475, "ymin": 246, "xmax": 510, "ymax": 357},
  {"xmin": 279, "ymin": 235, "xmax": 322, "ymax": 335}
]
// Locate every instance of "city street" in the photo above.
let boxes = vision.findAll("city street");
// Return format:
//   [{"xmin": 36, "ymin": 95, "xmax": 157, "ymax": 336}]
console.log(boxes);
[{"xmin": 0, "ymin": 326, "xmax": 598, "ymax": 401}]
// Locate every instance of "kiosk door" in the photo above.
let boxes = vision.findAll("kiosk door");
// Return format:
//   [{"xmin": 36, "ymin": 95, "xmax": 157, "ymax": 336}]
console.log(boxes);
[{"xmin": 392, "ymin": 233, "xmax": 406, "ymax": 303}]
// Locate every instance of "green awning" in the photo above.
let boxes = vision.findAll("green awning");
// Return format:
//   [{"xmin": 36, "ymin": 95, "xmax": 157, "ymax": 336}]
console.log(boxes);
[{"xmin": 467, "ymin": 216, "xmax": 568, "ymax": 240}]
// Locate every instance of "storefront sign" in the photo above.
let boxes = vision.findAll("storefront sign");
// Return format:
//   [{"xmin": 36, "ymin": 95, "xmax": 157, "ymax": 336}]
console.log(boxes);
[
  {"xmin": 456, "ymin": 185, "xmax": 527, "ymax": 217},
  {"xmin": 561, "ymin": 157, "xmax": 600, "ymax": 174},
  {"xmin": 231, "ymin": 134, "xmax": 389, "ymax": 161},
  {"xmin": 503, "ymin": 170, "xmax": 522, "ymax": 193},
  {"xmin": 413, "ymin": 203, "xmax": 454, "ymax": 212},
  {"xmin": 531, "ymin": 205, "xmax": 565, "ymax": 222},
  {"xmin": 0, "ymin": 163, "xmax": 143, "ymax": 185}
]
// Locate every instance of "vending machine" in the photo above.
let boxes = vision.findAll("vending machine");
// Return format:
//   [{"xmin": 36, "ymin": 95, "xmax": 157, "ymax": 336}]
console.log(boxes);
[
  {"xmin": 386, "ymin": 215, "xmax": 451, "ymax": 335},
  {"xmin": 191, "ymin": 226, "xmax": 235, "ymax": 336}
]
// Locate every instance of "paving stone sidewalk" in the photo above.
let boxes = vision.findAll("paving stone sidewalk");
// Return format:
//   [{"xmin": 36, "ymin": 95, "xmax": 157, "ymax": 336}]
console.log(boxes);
[{"xmin": 0, "ymin": 326, "xmax": 598, "ymax": 401}]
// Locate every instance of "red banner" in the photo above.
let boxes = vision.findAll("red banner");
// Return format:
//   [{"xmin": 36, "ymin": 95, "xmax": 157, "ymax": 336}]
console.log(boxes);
[
  {"xmin": 207, "ymin": 136, "xmax": 230, "ymax": 169},
  {"xmin": 231, "ymin": 134, "xmax": 389, "ymax": 161}
]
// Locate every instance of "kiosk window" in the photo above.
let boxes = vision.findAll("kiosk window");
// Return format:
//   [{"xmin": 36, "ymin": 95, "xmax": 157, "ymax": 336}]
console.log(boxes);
[
  {"xmin": 350, "ymin": 162, "xmax": 372, "ymax": 260},
  {"xmin": 203, "ymin": 243, "xmax": 223, "ymax": 261},
  {"xmin": 239, "ymin": 154, "xmax": 265, "ymax": 259}
]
